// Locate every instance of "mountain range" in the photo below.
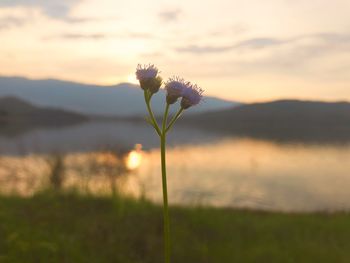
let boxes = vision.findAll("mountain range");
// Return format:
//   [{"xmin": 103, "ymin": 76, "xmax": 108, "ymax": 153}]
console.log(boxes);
[
  {"xmin": 184, "ymin": 100, "xmax": 350, "ymax": 143},
  {"xmin": 0, "ymin": 96, "xmax": 87, "ymax": 136},
  {"xmin": 0, "ymin": 77, "xmax": 238, "ymax": 117},
  {"xmin": 1, "ymin": 76, "xmax": 350, "ymax": 143}
]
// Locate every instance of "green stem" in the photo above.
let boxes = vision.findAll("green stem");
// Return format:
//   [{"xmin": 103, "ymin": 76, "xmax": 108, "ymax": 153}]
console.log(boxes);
[
  {"xmin": 161, "ymin": 103, "xmax": 171, "ymax": 263},
  {"xmin": 162, "ymin": 103, "xmax": 170, "ymax": 131},
  {"xmin": 166, "ymin": 107, "xmax": 184, "ymax": 133},
  {"xmin": 144, "ymin": 90, "xmax": 161, "ymax": 136}
]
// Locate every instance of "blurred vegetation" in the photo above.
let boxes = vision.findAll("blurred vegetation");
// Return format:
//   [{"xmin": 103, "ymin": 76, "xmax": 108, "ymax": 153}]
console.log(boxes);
[{"xmin": 0, "ymin": 192, "xmax": 350, "ymax": 263}]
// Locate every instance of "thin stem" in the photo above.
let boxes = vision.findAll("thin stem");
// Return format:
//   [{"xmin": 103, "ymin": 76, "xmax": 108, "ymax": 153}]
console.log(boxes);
[
  {"xmin": 144, "ymin": 90, "xmax": 161, "ymax": 136},
  {"xmin": 162, "ymin": 103, "xmax": 170, "ymax": 131},
  {"xmin": 161, "ymin": 105, "xmax": 171, "ymax": 263},
  {"xmin": 160, "ymin": 103, "xmax": 170, "ymax": 263},
  {"xmin": 143, "ymin": 94, "xmax": 172, "ymax": 262},
  {"xmin": 166, "ymin": 107, "xmax": 184, "ymax": 133}
]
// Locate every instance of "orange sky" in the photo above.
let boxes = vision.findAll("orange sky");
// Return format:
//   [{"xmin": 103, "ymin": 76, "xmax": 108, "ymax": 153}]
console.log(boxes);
[{"xmin": 0, "ymin": 0, "xmax": 349, "ymax": 102}]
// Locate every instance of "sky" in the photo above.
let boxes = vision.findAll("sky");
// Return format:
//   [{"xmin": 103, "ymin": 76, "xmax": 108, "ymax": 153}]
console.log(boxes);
[{"xmin": 0, "ymin": 0, "xmax": 349, "ymax": 102}]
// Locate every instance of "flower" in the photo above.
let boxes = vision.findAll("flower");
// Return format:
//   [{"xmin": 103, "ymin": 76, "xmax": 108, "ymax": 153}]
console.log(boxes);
[
  {"xmin": 164, "ymin": 77, "xmax": 187, "ymax": 104},
  {"xmin": 135, "ymin": 64, "xmax": 162, "ymax": 93},
  {"xmin": 180, "ymin": 83, "xmax": 204, "ymax": 109},
  {"xmin": 136, "ymin": 64, "xmax": 158, "ymax": 80}
]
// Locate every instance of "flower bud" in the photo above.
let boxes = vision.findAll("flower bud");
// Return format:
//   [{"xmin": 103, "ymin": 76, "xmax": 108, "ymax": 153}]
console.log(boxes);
[
  {"xmin": 135, "ymin": 64, "xmax": 162, "ymax": 94},
  {"xmin": 180, "ymin": 84, "xmax": 203, "ymax": 109},
  {"xmin": 164, "ymin": 77, "xmax": 186, "ymax": 104}
]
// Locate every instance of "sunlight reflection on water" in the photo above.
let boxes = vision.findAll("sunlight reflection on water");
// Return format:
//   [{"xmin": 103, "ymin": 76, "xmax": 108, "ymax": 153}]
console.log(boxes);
[
  {"xmin": 1, "ymin": 137, "xmax": 350, "ymax": 212},
  {"xmin": 136, "ymin": 138, "xmax": 350, "ymax": 211}
]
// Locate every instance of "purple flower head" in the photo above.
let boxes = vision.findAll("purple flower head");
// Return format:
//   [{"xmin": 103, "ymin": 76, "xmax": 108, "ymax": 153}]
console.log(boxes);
[
  {"xmin": 135, "ymin": 64, "xmax": 162, "ymax": 93},
  {"xmin": 136, "ymin": 64, "xmax": 158, "ymax": 80},
  {"xmin": 164, "ymin": 76, "xmax": 187, "ymax": 104},
  {"xmin": 180, "ymin": 83, "xmax": 204, "ymax": 109}
]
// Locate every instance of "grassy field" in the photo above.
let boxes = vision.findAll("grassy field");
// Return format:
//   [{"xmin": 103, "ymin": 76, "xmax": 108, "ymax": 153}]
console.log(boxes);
[{"xmin": 0, "ymin": 192, "xmax": 350, "ymax": 263}]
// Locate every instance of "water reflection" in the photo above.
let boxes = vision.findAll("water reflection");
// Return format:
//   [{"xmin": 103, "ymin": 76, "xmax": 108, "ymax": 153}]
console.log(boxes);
[
  {"xmin": 126, "ymin": 144, "xmax": 143, "ymax": 170},
  {"xmin": 1, "ymin": 137, "xmax": 350, "ymax": 212},
  {"xmin": 0, "ymin": 120, "xmax": 220, "ymax": 155},
  {"xmin": 0, "ymin": 147, "xmax": 142, "ymax": 197},
  {"xmin": 136, "ymin": 138, "xmax": 350, "ymax": 212}
]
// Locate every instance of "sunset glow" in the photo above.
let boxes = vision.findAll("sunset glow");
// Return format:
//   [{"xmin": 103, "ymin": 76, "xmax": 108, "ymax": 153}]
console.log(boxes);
[
  {"xmin": 126, "ymin": 144, "xmax": 143, "ymax": 170},
  {"xmin": 0, "ymin": 0, "xmax": 349, "ymax": 102}
]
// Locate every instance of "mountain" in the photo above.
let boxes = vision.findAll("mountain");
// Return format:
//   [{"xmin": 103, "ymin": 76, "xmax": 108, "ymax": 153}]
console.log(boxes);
[
  {"xmin": 0, "ymin": 97, "xmax": 87, "ymax": 134},
  {"xmin": 184, "ymin": 100, "xmax": 350, "ymax": 142},
  {"xmin": 0, "ymin": 77, "xmax": 239, "ymax": 117}
]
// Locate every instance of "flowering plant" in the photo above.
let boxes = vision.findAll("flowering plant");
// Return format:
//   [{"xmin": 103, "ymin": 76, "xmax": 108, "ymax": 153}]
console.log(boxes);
[{"xmin": 136, "ymin": 64, "xmax": 203, "ymax": 263}]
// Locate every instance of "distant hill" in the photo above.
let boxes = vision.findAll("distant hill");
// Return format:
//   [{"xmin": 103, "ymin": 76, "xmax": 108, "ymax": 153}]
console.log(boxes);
[
  {"xmin": 0, "ymin": 77, "xmax": 239, "ymax": 117},
  {"xmin": 184, "ymin": 100, "xmax": 350, "ymax": 142},
  {"xmin": 0, "ymin": 97, "xmax": 87, "ymax": 134}
]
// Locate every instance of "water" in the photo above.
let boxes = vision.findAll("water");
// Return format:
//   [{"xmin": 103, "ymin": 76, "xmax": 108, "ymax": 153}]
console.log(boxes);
[
  {"xmin": 1, "ymin": 120, "xmax": 350, "ymax": 212},
  {"xmin": 141, "ymin": 139, "xmax": 350, "ymax": 211}
]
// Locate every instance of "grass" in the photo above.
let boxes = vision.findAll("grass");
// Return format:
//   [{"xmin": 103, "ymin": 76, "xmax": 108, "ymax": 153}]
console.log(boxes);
[{"xmin": 0, "ymin": 192, "xmax": 350, "ymax": 263}]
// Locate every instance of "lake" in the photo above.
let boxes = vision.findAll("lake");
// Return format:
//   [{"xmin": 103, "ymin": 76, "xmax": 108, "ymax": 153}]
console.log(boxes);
[{"xmin": 0, "ymin": 120, "xmax": 350, "ymax": 212}]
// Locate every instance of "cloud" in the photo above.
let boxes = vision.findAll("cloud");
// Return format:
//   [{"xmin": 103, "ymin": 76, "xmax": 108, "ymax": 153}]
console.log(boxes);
[
  {"xmin": 312, "ymin": 32, "xmax": 350, "ymax": 45},
  {"xmin": 233, "ymin": 38, "xmax": 286, "ymax": 49},
  {"xmin": 45, "ymin": 33, "xmax": 108, "ymax": 41},
  {"xmin": 176, "ymin": 33, "xmax": 350, "ymax": 54},
  {"xmin": 45, "ymin": 32, "xmax": 154, "ymax": 41},
  {"xmin": 175, "ymin": 37, "xmax": 289, "ymax": 54},
  {"xmin": 0, "ymin": 0, "xmax": 82, "ymax": 21},
  {"xmin": 159, "ymin": 8, "xmax": 182, "ymax": 22},
  {"xmin": 60, "ymin": 17, "xmax": 99, "ymax": 24},
  {"xmin": 0, "ymin": 16, "xmax": 25, "ymax": 30},
  {"xmin": 176, "ymin": 44, "xmax": 233, "ymax": 53},
  {"xmin": 177, "ymin": 38, "xmax": 288, "ymax": 54},
  {"xmin": 173, "ymin": 32, "xmax": 350, "ymax": 80}
]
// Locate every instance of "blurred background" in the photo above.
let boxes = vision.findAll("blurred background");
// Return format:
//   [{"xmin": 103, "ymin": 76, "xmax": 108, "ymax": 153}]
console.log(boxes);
[{"xmin": 0, "ymin": 0, "xmax": 350, "ymax": 262}]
